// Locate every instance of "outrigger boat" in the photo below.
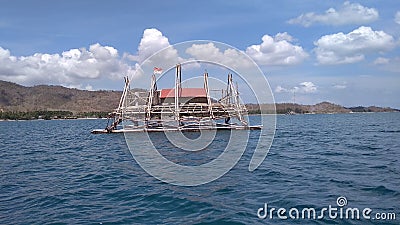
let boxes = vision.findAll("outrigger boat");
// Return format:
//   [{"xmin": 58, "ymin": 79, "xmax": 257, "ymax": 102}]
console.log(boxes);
[{"xmin": 91, "ymin": 64, "xmax": 261, "ymax": 134}]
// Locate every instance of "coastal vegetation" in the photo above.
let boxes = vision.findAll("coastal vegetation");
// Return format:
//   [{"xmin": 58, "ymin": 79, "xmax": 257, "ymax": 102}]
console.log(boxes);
[
  {"xmin": 0, "ymin": 111, "xmax": 110, "ymax": 120},
  {"xmin": 0, "ymin": 80, "xmax": 398, "ymax": 120}
]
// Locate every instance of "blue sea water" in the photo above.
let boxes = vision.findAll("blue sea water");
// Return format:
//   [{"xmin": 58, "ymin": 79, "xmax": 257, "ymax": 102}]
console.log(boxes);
[{"xmin": 0, "ymin": 113, "xmax": 399, "ymax": 224}]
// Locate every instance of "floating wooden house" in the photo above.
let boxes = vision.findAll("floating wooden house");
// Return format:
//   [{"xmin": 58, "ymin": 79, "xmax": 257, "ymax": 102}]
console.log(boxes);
[{"xmin": 92, "ymin": 64, "xmax": 261, "ymax": 133}]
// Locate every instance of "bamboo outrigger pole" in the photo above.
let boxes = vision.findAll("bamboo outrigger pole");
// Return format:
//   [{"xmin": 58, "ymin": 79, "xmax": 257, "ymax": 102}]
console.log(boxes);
[
  {"xmin": 118, "ymin": 76, "xmax": 130, "ymax": 111},
  {"xmin": 106, "ymin": 76, "xmax": 129, "ymax": 132},
  {"xmin": 174, "ymin": 64, "xmax": 181, "ymax": 124}
]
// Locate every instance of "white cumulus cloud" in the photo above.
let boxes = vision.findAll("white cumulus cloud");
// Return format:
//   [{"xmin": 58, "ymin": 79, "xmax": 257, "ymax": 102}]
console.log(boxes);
[
  {"xmin": 130, "ymin": 28, "xmax": 177, "ymax": 64},
  {"xmin": 395, "ymin": 11, "xmax": 400, "ymax": 25},
  {"xmin": 275, "ymin": 85, "xmax": 288, "ymax": 93},
  {"xmin": 373, "ymin": 57, "xmax": 400, "ymax": 72},
  {"xmin": 185, "ymin": 42, "xmax": 253, "ymax": 69},
  {"xmin": 373, "ymin": 57, "xmax": 390, "ymax": 65},
  {"xmin": 288, "ymin": 1, "xmax": 379, "ymax": 27},
  {"xmin": 333, "ymin": 83, "xmax": 347, "ymax": 89},
  {"xmin": 275, "ymin": 82, "xmax": 317, "ymax": 94},
  {"xmin": 128, "ymin": 28, "xmax": 197, "ymax": 75},
  {"xmin": 298, "ymin": 81, "xmax": 317, "ymax": 93},
  {"xmin": 245, "ymin": 32, "xmax": 308, "ymax": 66},
  {"xmin": 0, "ymin": 44, "xmax": 134, "ymax": 87},
  {"xmin": 314, "ymin": 26, "xmax": 396, "ymax": 65}
]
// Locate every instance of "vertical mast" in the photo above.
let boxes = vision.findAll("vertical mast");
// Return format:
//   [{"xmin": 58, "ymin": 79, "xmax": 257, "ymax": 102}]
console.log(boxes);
[
  {"xmin": 204, "ymin": 71, "xmax": 214, "ymax": 119},
  {"xmin": 174, "ymin": 64, "xmax": 181, "ymax": 123},
  {"xmin": 118, "ymin": 76, "xmax": 130, "ymax": 113},
  {"xmin": 146, "ymin": 74, "xmax": 156, "ymax": 122},
  {"xmin": 226, "ymin": 74, "xmax": 231, "ymax": 105},
  {"xmin": 108, "ymin": 76, "xmax": 129, "ymax": 131},
  {"xmin": 228, "ymin": 74, "xmax": 247, "ymax": 126}
]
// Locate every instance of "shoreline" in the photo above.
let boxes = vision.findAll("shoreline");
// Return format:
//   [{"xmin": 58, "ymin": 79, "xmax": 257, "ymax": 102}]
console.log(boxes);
[{"xmin": 1, "ymin": 111, "xmax": 398, "ymax": 122}]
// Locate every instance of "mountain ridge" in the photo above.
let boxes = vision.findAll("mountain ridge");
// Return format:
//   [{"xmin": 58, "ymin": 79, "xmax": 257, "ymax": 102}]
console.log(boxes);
[{"xmin": 1, "ymin": 80, "xmax": 398, "ymax": 115}]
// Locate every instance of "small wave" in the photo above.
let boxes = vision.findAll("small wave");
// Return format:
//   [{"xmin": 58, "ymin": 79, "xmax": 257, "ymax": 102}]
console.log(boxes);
[
  {"xmin": 368, "ymin": 165, "xmax": 387, "ymax": 169},
  {"xmin": 329, "ymin": 179, "xmax": 354, "ymax": 187},
  {"xmin": 361, "ymin": 185, "xmax": 398, "ymax": 196},
  {"xmin": 379, "ymin": 130, "xmax": 400, "ymax": 133},
  {"xmin": 193, "ymin": 218, "xmax": 246, "ymax": 225}
]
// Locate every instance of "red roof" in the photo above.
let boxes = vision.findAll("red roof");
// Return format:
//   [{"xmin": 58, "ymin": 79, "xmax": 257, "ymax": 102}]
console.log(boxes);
[{"xmin": 160, "ymin": 88, "xmax": 207, "ymax": 98}]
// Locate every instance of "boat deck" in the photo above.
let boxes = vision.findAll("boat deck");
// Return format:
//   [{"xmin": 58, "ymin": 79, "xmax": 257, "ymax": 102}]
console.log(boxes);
[{"xmin": 91, "ymin": 125, "xmax": 262, "ymax": 134}]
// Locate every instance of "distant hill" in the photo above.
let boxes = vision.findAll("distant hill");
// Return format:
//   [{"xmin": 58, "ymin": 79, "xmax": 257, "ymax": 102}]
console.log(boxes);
[
  {"xmin": 1, "ymin": 80, "xmax": 398, "ymax": 116},
  {"xmin": 246, "ymin": 102, "xmax": 399, "ymax": 114},
  {"xmin": 346, "ymin": 106, "xmax": 398, "ymax": 113},
  {"xmin": 0, "ymin": 80, "xmax": 143, "ymax": 113}
]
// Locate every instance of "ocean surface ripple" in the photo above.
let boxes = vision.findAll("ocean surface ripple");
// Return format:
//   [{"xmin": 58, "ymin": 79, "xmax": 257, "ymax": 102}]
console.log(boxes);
[{"xmin": 1, "ymin": 113, "xmax": 399, "ymax": 224}]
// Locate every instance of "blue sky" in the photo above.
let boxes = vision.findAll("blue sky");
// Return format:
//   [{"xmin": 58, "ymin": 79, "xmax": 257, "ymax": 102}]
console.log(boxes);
[{"xmin": 0, "ymin": 0, "xmax": 399, "ymax": 108}]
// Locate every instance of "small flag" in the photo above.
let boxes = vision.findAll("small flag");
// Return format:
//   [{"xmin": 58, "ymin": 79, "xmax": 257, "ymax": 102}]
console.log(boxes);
[{"xmin": 153, "ymin": 67, "xmax": 163, "ymax": 74}]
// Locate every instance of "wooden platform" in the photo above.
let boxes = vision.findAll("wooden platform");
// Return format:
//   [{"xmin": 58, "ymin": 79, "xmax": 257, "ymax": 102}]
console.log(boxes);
[{"xmin": 91, "ymin": 125, "xmax": 262, "ymax": 134}]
